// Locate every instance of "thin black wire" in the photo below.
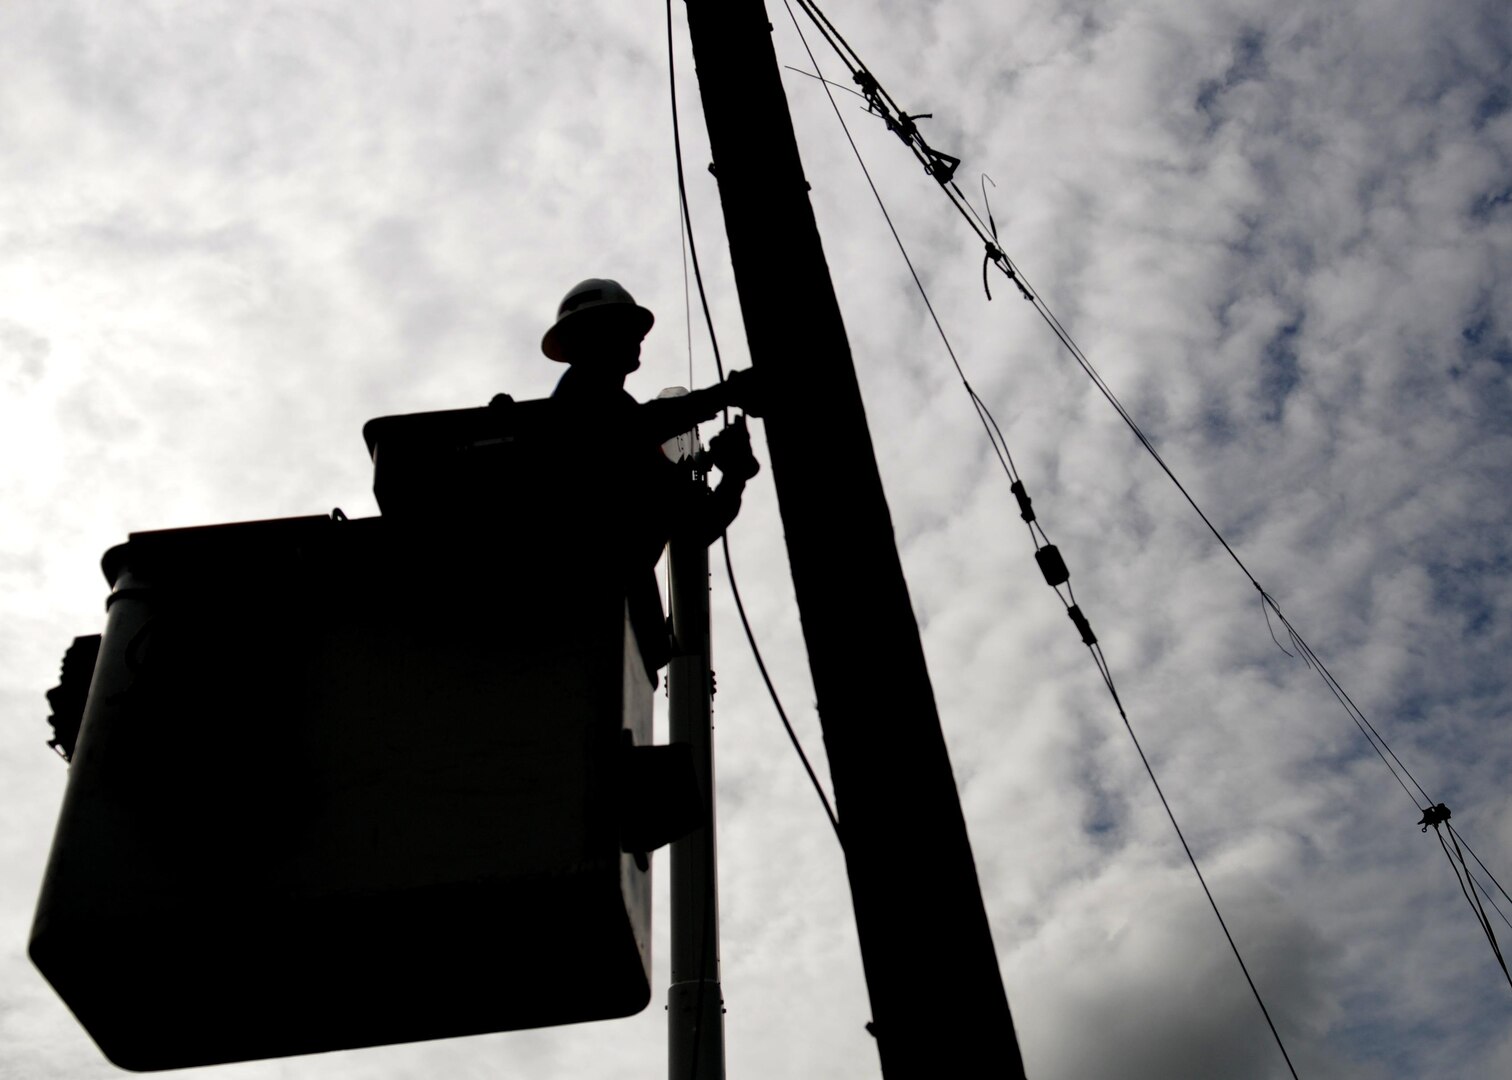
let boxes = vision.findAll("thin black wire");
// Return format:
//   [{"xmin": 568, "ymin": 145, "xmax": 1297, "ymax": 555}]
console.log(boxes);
[
  {"xmin": 1451, "ymin": 823, "xmax": 1512, "ymax": 929},
  {"xmin": 668, "ymin": 0, "xmax": 841, "ymax": 844},
  {"xmin": 1447, "ymin": 825, "xmax": 1511, "ymax": 982},
  {"xmin": 666, "ymin": 0, "xmax": 728, "ymax": 412},
  {"xmin": 780, "ymin": 7, "xmax": 1300, "ymax": 1076},
  {"xmin": 722, "ymin": 535, "xmax": 843, "ymax": 841},
  {"xmin": 784, "ymin": 0, "xmax": 1512, "ymax": 944},
  {"xmin": 1453, "ymin": 836, "xmax": 1512, "ymax": 988},
  {"xmin": 1096, "ymin": 647, "xmax": 1301, "ymax": 1079},
  {"xmin": 1436, "ymin": 828, "xmax": 1512, "ymax": 990},
  {"xmin": 778, "ymin": 0, "xmax": 1020, "ymax": 499},
  {"xmin": 667, "ymin": 15, "xmax": 711, "ymax": 1080},
  {"xmin": 1263, "ymin": 598, "xmax": 1432, "ymax": 806},
  {"xmin": 679, "ymin": 172, "xmax": 695, "ymax": 388},
  {"xmin": 783, "ymin": 65, "xmax": 868, "ymax": 100},
  {"xmin": 1477, "ymin": 874, "xmax": 1512, "ymax": 937}
]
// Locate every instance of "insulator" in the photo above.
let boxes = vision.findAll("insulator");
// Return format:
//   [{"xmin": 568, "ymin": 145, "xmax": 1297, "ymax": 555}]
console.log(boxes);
[
  {"xmin": 1010, "ymin": 480, "xmax": 1035, "ymax": 523},
  {"xmin": 1067, "ymin": 604, "xmax": 1097, "ymax": 646},
  {"xmin": 1034, "ymin": 544, "xmax": 1069, "ymax": 588}
]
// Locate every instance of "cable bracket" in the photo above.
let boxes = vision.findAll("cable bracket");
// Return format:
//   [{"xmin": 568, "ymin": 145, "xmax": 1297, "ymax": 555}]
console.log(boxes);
[
  {"xmin": 1010, "ymin": 480, "xmax": 1036, "ymax": 523},
  {"xmin": 852, "ymin": 69, "xmax": 960, "ymax": 186},
  {"xmin": 1419, "ymin": 802, "xmax": 1452, "ymax": 832},
  {"xmin": 1067, "ymin": 604, "xmax": 1098, "ymax": 646},
  {"xmin": 984, "ymin": 244, "xmax": 1034, "ymax": 301}
]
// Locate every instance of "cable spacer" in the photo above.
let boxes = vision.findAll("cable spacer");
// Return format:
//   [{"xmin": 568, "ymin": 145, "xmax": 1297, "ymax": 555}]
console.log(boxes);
[
  {"xmin": 1010, "ymin": 480, "xmax": 1036, "ymax": 523},
  {"xmin": 1067, "ymin": 604, "xmax": 1097, "ymax": 646},
  {"xmin": 1035, "ymin": 544, "xmax": 1070, "ymax": 587}
]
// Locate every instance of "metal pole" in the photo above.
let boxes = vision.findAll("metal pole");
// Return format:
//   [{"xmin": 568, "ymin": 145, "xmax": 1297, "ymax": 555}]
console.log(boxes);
[
  {"xmin": 667, "ymin": 444, "xmax": 725, "ymax": 1080},
  {"xmin": 682, "ymin": 3, "xmax": 1027, "ymax": 1076}
]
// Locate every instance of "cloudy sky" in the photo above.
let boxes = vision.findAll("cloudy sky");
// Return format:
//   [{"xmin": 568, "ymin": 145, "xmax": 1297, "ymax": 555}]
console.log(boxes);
[{"xmin": 4, "ymin": 0, "xmax": 1511, "ymax": 1077}]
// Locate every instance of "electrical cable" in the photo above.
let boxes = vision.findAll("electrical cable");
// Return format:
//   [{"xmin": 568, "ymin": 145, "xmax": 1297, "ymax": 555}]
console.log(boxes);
[
  {"xmin": 783, "ymin": 0, "xmax": 1512, "ymax": 965},
  {"xmin": 1435, "ymin": 827, "xmax": 1512, "ymax": 990},
  {"xmin": 722, "ymin": 535, "xmax": 843, "ymax": 842},
  {"xmin": 667, "ymin": 0, "xmax": 841, "ymax": 844},
  {"xmin": 667, "ymin": 14, "xmax": 719, "ymax": 1079},
  {"xmin": 1450, "ymin": 823, "xmax": 1512, "ymax": 935},
  {"xmin": 666, "ymin": 35, "xmax": 848, "ymax": 1073},
  {"xmin": 1102, "ymin": 657, "xmax": 1303, "ymax": 1080},
  {"xmin": 1447, "ymin": 826, "xmax": 1512, "ymax": 987},
  {"xmin": 778, "ymin": 1, "xmax": 1023, "ymax": 496},
  {"xmin": 667, "ymin": 0, "xmax": 728, "ymax": 416},
  {"xmin": 679, "ymin": 168, "xmax": 695, "ymax": 390},
  {"xmin": 778, "ymin": 6, "xmax": 1299, "ymax": 1076}
]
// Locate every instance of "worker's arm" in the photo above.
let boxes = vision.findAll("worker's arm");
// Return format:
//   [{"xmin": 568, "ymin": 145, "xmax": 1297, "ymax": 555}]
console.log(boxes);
[{"xmin": 639, "ymin": 369, "xmax": 764, "ymax": 444}]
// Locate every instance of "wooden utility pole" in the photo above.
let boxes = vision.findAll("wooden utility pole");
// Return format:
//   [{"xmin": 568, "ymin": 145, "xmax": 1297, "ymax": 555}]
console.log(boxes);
[
  {"xmin": 682, "ymin": 2, "xmax": 1027, "ymax": 1076},
  {"xmin": 665, "ymin": 420, "xmax": 726, "ymax": 1080}
]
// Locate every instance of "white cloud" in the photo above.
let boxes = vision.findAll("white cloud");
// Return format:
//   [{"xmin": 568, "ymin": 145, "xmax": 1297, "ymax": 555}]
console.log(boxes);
[{"xmin": 3, "ymin": 1, "xmax": 1511, "ymax": 1077}]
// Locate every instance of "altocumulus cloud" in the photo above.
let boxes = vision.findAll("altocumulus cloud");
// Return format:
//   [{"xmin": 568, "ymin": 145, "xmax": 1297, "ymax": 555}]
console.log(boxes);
[{"xmin": 3, "ymin": 1, "xmax": 1511, "ymax": 1078}]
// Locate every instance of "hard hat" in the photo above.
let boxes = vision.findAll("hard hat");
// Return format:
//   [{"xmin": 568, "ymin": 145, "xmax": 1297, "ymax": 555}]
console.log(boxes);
[{"xmin": 541, "ymin": 278, "xmax": 655, "ymax": 362}]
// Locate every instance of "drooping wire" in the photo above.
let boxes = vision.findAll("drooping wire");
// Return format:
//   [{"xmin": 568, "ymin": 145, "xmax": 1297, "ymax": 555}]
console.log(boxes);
[
  {"xmin": 679, "ymin": 173, "xmax": 695, "ymax": 390},
  {"xmin": 783, "ymin": 65, "xmax": 868, "ymax": 100},
  {"xmin": 666, "ymin": 17, "xmax": 717, "ymax": 1079},
  {"xmin": 722, "ymin": 534, "xmax": 842, "ymax": 842},
  {"xmin": 1451, "ymin": 823, "xmax": 1512, "ymax": 935},
  {"xmin": 666, "ymin": 0, "xmax": 728, "ymax": 418},
  {"xmin": 1448, "ymin": 825, "xmax": 1511, "ymax": 985},
  {"xmin": 1096, "ymin": 651, "xmax": 1303, "ymax": 1080},
  {"xmin": 1433, "ymin": 825, "xmax": 1512, "ymax": 990},
  {"xmin": 779, "ymin": 6, "xmax": 1300, "ymax": 1076},
  {"xmin": 783, "ymin": 0, "xmax": 1512, "ymax": 942},
  {"xmin": 667, "ymin": 0, "xmax": 841, "ymax": 844}
]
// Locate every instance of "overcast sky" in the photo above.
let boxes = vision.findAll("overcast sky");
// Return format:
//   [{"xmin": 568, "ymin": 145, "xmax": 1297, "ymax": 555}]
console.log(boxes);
[{"xmin": 4, "ymin": 1, "xmax": 1511, "ymax": 1077}]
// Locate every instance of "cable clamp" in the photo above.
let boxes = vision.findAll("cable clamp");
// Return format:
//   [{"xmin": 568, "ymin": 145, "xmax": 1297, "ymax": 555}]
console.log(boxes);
[
  {"xmin": 892, "ymin": 110, "xmax": 928, "ymax": 140},
  {"xmin": 982, "ymin": 245, "xmax": 999, "ymax": 300},
  {"xmin": 1067, "ymin": 604, "xmax": 1098, "ymax": 646},
  {"xmin": 982, "ymin": 243, "xmax": 1009, "ymax": 299},
  {"xmin": 851, "ymin": 69, "xmax": 960, "ymax": 185},
  {"xmin": 854, "ymin": 71, "xmax": 893, "ymax": 128},
  {"xmin": 1418, "ymin": 802, "xmax": 1451, "ymax": 832},
  {"xmin": 1010, "ymin": 479, "xmax": 1036, "ymax": 523},
  {"xmin": 922, "ymin": 145, "xmax": 960, "ymax": 185},
  {"xmin": 983, "ymin": 245, "xmax": 1034, "ymax": 302}
]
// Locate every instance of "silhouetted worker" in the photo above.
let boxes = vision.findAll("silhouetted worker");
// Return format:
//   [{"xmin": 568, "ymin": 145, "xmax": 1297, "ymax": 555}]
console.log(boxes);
[{"xmin": 540, "ymin": 278, "xmax": 763, "ymax": 680}]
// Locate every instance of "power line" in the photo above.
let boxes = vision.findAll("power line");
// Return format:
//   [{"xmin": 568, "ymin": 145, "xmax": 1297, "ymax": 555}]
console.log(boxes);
[
  {"xmin": 783, "ymin": 0, "xmax": 1512, "ymax": 965},
  {"xmin": 1434, "ymin": 824, "xmax": 1512, "ymax": 991},
  {"xmin": 778, "ymin": 5, "xmax": 1300, "ymax": 1076},
  {"xmin": 666, "ymin": 0, "xmax": 841, "ymax": 845}
]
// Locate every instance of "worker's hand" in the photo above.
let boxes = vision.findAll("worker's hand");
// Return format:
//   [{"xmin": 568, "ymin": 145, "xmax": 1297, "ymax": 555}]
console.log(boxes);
[
  {"xmin": 709, "ymin": 416, "xmax": 760, "ymax": 483},
  {"xmin": 723, "ymin": 367, "xmax": 766, "ymax": 417}
]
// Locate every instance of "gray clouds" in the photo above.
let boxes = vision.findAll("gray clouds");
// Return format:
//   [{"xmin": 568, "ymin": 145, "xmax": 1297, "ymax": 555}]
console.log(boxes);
[{"xmin": 3, "ymin": 1, "xmax": 1511, "ymax": 1078}]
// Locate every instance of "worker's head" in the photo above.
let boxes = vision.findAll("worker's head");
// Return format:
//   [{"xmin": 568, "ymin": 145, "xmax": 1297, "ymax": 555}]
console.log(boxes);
[{"xmin": 541, "ymin": 278, "xmax": 655, "ymax": 373}]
